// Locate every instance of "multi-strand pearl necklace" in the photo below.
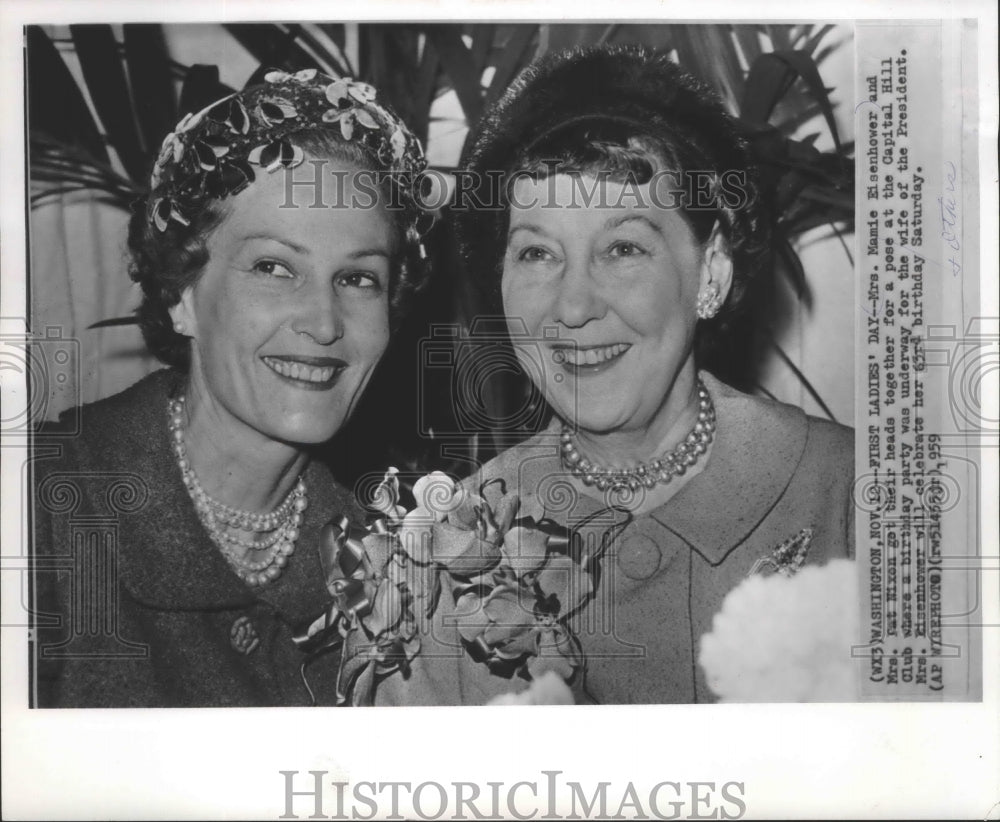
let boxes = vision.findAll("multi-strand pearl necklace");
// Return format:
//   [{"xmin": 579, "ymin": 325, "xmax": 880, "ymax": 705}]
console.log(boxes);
[
  {"xmin": 560, "ymin": 378, "xmax": 716, "ymax": 493},
  {"xmin": 168, "ymin": 396, "xmax": 307, "ymax": 587}
]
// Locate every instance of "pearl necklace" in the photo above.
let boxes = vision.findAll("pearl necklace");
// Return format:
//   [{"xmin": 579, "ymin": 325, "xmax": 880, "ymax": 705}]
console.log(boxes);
[
  {"xmin": 560, "ymin": 379, "xmax": 716, "ymax": 493},
  {"xmin": 168, "ymin": 396, "xmax": 307, "ymax": 587}
]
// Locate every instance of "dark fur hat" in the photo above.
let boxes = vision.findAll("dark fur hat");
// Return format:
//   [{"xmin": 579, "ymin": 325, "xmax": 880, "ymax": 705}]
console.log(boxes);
[{"xmin": 453, "ymin": 44, "xmax": 768, "ymax": 314}]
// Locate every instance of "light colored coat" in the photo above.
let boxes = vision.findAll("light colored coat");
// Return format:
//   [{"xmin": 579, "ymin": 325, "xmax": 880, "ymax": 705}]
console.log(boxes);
[{"xmin": 378, "ymin": 372, "xmax": 854, "ymax": 705}]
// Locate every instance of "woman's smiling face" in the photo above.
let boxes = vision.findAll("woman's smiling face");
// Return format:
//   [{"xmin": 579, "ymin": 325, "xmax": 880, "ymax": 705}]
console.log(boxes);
[
  {"xmin": 170, "ymin": 158, "xmax": 395, "ymax": 447},
  {"xmin": 501, "ymin": 173, "xmax": 730, "ymax": 436}
]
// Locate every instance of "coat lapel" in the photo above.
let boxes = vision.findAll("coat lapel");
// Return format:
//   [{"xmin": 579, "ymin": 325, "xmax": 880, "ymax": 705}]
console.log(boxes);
[
  {"xmin": 95, "ymin": 369, "xmax": 355, "ymax": 618},
  {"xmin": 647, "ymin": 371, "xmax": 809, "ymax": 564},
  {"xmin": 102, "ymin": 371, "xmax": 258, "ymax": 610}
]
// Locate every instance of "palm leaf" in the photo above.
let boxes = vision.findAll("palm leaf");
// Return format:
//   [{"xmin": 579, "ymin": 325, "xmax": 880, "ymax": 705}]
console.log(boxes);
[
  {"xmin": 411, "ymin": 36, "xmax": 441, "ymax": 143},
  {"xmin": 827, "ymin": 221, "xmax": 854, "ymax": 266},
  {"xmin": 69, "ymin": 25, "xmax": 147, "ymax": 183},
  {"xmin": 774, "ymin": 234, "xmax": 810, "ymax": 304},
  {"xmin": 123, "ymin": 24, "xmax": 177, "ymax": 159},
  {"xmin": 796, "ymin": 185, "xmax": 854, "ymax": 212},
  {"xmin": 764, "ymin": 24, "xmax": 795, "ymax": 52},
  {"xmin": 754, "ymin": 382, "xmax": 780, "ymax": 402},
  {"xmin": 177, "ymin": 65, "xmax": 234, "ymax": 118},
  {"xmin": 802, "ymin": 24, "xmax": 837, "ymax": 56},
  {"xmin": 364, "ymin": 25, "xmax": 435, "ymax": 142},
  {"xmin": 483, "ymin": 26, "xmax": 538, "ymax": 110},
  {"xmin": 542, "ymin": 23, "xmax": 617, "ymax": 53},
  {"xmin": 469, "ymin": 23, "xmax": 495, "ymax": 74},
  {"xmin": 768, "ymin": 336, "xmax": 837, "ymax": 422},
  {"xmin": 223, "ymin": 24, "xmax": 322, "ymax": 77},
  {"xmin": 284, "ymin": 24, "xmax": 347, "ymax": 77},
  {"xmin": 26, "ymin": 26, "xmax": 109, "ymax": 165},
  {"xmin": 426, "ymin": 25, "xmax": 484, "ymax": 126},
  {"xmin": 769, "ymin": 50, "xmax": 845, "ymax": 156},
  {"xmin": 31, "ymin": 135, "xmax": 140, "ymax": 207},
  {"xmin": 662, "ymin": 24, "xmax": 746, "ymax": 110},
  {"xmin": 733, "ymin": 25, "xmax": 765, "ymax": 70},
  {"xmin": 317, "ymin": 24, "xmax": 353, "ymax": 74},
  {"xmin": 740, "ymin": 51, "xmax": 800, "ymax": 125}
]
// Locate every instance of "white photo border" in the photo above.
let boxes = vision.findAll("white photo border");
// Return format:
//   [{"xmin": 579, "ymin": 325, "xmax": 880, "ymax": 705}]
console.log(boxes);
[{"xmin": 1, "ymin": 2, "xmax": 997, "ymax": 820}]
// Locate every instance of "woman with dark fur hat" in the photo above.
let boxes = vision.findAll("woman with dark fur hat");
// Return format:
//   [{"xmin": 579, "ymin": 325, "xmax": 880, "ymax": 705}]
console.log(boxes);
[
  {"xmin": 388, "ymin": 45, "xmax": 854, "ymax": 704},
  {"xmin": 32, "ymin": 70, "xmax": 430, "ymax": 707}
]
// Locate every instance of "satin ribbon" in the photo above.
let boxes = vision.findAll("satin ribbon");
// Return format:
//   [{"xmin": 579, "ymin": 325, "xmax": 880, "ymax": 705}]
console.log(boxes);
[
  {"xmin": 291, "ymin": 607, "xmax": 341, "ymax": 653},
  {"xmin": 512, "ymin": 506, "xmax": 631, "ymax": 572},
  {"xmin": 319, "ymin": 513, "xmax": 378, "ymax": 620},
  {"xmin": 511, "ymin": 515, "xmax": 578, "ymax": 556},
  {"xmin": 294, "ymin": 512, "xmax": 390, "ymax": 704}
]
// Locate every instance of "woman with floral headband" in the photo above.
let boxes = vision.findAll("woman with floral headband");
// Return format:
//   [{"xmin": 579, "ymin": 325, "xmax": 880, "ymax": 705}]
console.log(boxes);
[
  {"xmin": 32, "ymin": 70, "xmax": 430, "ymax": 707},
  {"xmin": 377, "ymin": 45, "xmax": 855, "ymax": 705}
]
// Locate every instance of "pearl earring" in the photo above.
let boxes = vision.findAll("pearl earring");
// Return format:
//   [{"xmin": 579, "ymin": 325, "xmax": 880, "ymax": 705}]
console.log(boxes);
[
  {"xmin": 696, "ymin": 285, "xmax": 723, "ymax": 320},
  {"xmin": 173, "ymin": 321, "xmax": 186, "ymax": 334}
]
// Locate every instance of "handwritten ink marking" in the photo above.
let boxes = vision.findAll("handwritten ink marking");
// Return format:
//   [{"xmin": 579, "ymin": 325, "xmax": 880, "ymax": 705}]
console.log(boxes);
[{"xmin": 937, "ymin": 160, "xmax": 961, "ymax": 277}]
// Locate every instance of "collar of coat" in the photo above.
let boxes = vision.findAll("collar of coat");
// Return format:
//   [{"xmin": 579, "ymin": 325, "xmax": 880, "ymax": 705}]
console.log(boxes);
[
  {"xmin": 71, "ymin": 368, "xmax": 354, "ymax": 621},
  {"xmin": 473, "ymin": 371, "xmax": 811, "ymax": 567}
]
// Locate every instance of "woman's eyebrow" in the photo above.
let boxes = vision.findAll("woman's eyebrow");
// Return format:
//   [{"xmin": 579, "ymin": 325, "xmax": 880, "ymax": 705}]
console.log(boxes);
[
  {"xmin": 603, "ymin": 213, "xmax": 664, "ymax": 236},
  {"xmin": 507, "ymin": 223, "xmax": 546, "ymax": 240},
  {"xmin": 237, "ymin": 235, "xmax": 391, "ymax": 261},
  {"xmin": 347, "ymin": 248, "xmax": 391, "ymax": 260},
  {"xmin": 238, "ymin": 232, "xmax": 309, "ymax": 255}
]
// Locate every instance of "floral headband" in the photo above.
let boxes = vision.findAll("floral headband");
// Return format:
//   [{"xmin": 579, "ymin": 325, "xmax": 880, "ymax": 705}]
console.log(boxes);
[{"xmin": 148, "ymin": 68, "xmax": 431, "ymax": 235}]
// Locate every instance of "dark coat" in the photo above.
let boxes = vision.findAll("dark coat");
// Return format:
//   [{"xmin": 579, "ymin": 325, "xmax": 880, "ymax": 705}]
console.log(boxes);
[
  {"xmin": 377, "ymin": 372, "xmax": 855, "ymax": 705},
  {"xmin": 32, "ymin": 369, "xmax": 360, "ymax": 708}
]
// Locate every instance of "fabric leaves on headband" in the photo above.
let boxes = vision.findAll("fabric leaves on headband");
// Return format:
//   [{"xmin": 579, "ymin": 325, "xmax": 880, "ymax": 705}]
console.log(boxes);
[{"xmin": 147, "ymin": 69, "xmax": 429, "ymax": 234}]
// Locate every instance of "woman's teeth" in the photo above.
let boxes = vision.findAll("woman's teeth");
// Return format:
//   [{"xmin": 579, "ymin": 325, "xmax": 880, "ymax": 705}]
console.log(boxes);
[
  {"xmin": 264, "ymin": 357, "xmax": 338, "ymax": 383},
  {"xmin": 561, "ymin": 343, "xmax": 629, "ymax": 367}
]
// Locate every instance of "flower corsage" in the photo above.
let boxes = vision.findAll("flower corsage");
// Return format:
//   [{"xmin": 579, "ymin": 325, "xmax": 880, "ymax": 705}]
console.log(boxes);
[{"xmin": 295, "ymin": 469, "xmax": 628, "ymax": 705}]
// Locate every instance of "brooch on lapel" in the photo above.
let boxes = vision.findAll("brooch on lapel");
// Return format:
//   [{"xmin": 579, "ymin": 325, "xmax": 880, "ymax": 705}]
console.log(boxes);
[
  {"xmin": 748, "ymin": 528, "xmax": 813, "ymax": 578},
  {"xmin": 230, "ymin": 615, "xmax": 260, "ymax": 655}
]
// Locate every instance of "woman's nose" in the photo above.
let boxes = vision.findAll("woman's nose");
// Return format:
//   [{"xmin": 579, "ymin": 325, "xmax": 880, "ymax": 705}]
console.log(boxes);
[
  {"xmin": 551, "ymin": 256, "xmax": 606, "ymax": 328},
  {"xmin": 291, "ymin": 281, "xmax": 342, "ymax": 345}
]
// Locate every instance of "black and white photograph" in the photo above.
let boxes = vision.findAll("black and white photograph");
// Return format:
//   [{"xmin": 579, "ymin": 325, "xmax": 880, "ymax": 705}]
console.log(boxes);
[{"xmin": 2, "ymin": 3, "xmax": 997, "ymax": 819}]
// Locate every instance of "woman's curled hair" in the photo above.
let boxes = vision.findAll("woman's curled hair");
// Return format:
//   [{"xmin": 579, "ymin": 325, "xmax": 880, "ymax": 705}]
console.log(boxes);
[
  {"xmin": 130, "ymin": 79, "xmax": 430, "ymax": 369},
  {"xmin": 453, "ymin": 45, "xmax": 771, "ymax": 328}
]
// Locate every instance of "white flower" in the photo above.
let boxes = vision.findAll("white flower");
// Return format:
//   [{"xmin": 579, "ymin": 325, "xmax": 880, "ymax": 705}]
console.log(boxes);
[
  {"xmin": 389, "ymin": 127, "xmax": 407, "ymax": 162},
  {"xmin": 398, "ymin": 506, "xmax": 435, "ymax": 563},
  {"xmin": 412, "ymin": 472, "xmax": 466, "ymax": 521},
  {"xmin": 698, "ymin": 559, "xmax": 860, "ymax": 702},
  {"xmin": 487, "ymin": 671, "xmax": 575, "ymax": 705}
]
